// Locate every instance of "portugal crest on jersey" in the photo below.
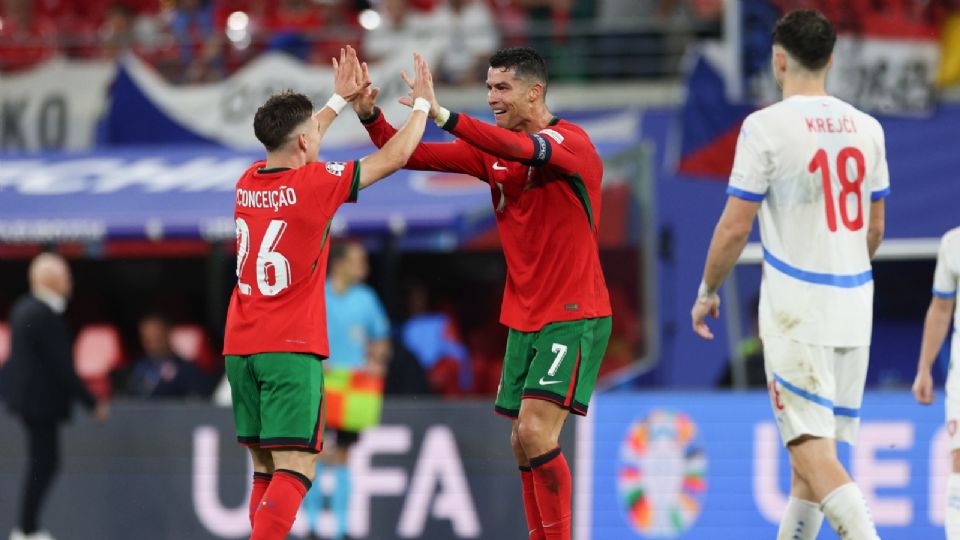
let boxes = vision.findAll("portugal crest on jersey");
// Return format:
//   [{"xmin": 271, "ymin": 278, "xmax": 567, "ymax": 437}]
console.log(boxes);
[{"xmin": 325, "ymin": 162, "xmax": 346, "ymax": 177}]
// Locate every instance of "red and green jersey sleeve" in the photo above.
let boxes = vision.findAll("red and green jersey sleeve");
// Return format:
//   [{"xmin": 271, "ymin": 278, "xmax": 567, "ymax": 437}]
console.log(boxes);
[{"xmin": 361, "ymin": 107, "xmax": 488, "ymax": 179}]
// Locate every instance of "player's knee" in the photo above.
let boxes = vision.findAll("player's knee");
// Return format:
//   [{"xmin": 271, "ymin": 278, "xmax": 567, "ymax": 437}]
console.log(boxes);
[
  {"xmin": 516, "ymin": 418, "xmax": 548, "ymax": 451},
  {"xmin": 952, "ymin": 449, "xmax": 960, "ymax": 474},
  {"xmin": 788, "ymin": 437, "xmax": 838, "ymax": 482}
]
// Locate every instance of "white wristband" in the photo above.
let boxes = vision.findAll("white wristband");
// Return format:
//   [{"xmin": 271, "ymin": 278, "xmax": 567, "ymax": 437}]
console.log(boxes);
[
  {"xmin": 412, "ymin": 97, "xmax": 431, "ymax": 114},
  {"xmin": 434, "ymin": 106, "xmax": 451, "ymax": 128},
  {"xmin": 324, "ymin": 94, "xmax": 348, "ymax": 115},
  {"xmin": 697, "ymin": 280, "xmax": 718, "ymax": 302}
]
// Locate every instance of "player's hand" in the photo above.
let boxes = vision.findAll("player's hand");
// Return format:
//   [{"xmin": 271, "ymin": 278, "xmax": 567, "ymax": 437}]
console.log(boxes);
[
  {"xmin": 94, "ymin": 400, "xmax": 110, "ymax": 423},
  {"xmin": 353, "ymin": 61, "xmax": 380, "ymax": 120},
  {"xmin": 691, "ymin": 294, "xmax": 721, "ymax": 340},
  {"xmin": 332, "ymin": 45, "xmax": 369, "ymax": 102},
  {"xmin": 912, "ymin": 368, "xmax": 935, "ymax": 405},
  {"xmin": 399, "ymin": 53, "xmax": 439, "ymax": 119}
]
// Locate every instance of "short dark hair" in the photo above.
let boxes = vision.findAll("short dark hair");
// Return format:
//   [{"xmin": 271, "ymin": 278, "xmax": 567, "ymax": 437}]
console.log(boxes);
[
  {"xmin": 253, "ymin": 91, "xmax": 314, "ymax": 152},
  {"xmin": 772, "ymin": 9, "xmax": 836, "ymax": 71},
  {"xmin": 329, "ymin": 238, "xmax": 362, "ymax": 266},
  {"xmin": 489, "ymin": 47, "xmax": 548, "ymax": 89}
]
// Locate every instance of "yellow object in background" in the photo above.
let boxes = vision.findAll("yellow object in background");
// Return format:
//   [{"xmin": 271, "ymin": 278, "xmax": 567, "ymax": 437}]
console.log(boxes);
[{"xmin": 938, "ymin": 14, "xmax": 960, "ymax": 88}]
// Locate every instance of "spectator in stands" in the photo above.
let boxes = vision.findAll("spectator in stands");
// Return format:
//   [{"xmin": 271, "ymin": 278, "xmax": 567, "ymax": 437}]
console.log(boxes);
[
  {"xmin": 400, "ymin": 280, "xmax": 471, "ymax": 395},
  {"xmin": 3, "ymin": 253, "xmax": 109, "ymax": 540},
  {"xmin": 362, "ymin": 0, "xmax": 438, "ymax": 62},
  {"xmin": 0, "ymin": 0, "xmax": 58, "ymax": 72},
  {"xmin": 303, "ymin": 239, "xmax": 391, "ymax": 540},
  {"xmin": 512, "ymin": 0, "xmax": 595, "ymax": 78},
  {"xmin": 168, "ymin": 0, "xmax": 224, "ymax": 82},
  {"xmin": 262, "ymin": 0, "xmax": 322, "ymax": 61},
  {"xmin": 127, "ymin": 313, "xmax": 204, "ymax": 398},
  {"xmin": 100, "ymin": 3, "xmax": 137, "ymax": 57},
  {"xmin": 432, "ymin": 0, "xmax": 498, "ymax": 85}
]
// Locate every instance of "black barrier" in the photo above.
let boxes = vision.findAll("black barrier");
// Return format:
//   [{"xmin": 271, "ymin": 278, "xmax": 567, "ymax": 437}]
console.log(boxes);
[{"xmin": 0, "ymin": 399, "xmax": 575, "ymax": 539}]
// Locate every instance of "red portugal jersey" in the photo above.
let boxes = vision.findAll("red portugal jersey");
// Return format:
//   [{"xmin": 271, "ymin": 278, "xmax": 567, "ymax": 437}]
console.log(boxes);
[
  {"xmin": 223, "ymin": 160, "xmax": 360, "ymax": 356},
  {"xmin": 362, "ymin": 109, "xmax": 611, "ymax": 331}
]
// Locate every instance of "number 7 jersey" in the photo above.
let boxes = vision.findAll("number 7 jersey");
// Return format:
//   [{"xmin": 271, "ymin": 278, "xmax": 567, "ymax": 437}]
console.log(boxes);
[
  {"xmin": 223, "ymin": 160, "xmax": 360, "ymax": 357},
  {"xmin": 728, "ymin": 95, "xmax": 890, "ymax": 347}
]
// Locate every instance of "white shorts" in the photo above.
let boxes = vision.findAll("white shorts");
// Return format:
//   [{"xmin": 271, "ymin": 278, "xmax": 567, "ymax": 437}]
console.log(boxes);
[
  {"xmin": 763, "ymin": 334, "xmax": 868, "ymax": 446},
  {"xmin": 945, "ymin": 362, "xmax": 960, "ymax": 450}
]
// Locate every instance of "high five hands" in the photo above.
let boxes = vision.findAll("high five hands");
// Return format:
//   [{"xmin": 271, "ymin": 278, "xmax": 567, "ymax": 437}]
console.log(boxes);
[
  {"xmin": 399, "ymin": 53, "xmax": 439, "ymax": 118},
  {"xmin": 331, "ymin": 45, "xmax": 371, "ymax": 102}
]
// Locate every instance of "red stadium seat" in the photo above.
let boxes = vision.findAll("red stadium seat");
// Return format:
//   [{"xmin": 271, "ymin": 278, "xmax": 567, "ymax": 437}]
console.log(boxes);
[
  {"xmin": 73, "ymin": 324, "xmax": 125, "ymax": 400},
  {"xmin": 170, "ymin": 324, "xmax": 217, "ymax": 373},
  {"xmin": 0, "ymin": 322, "xmax": 10, "ymax": 367}
]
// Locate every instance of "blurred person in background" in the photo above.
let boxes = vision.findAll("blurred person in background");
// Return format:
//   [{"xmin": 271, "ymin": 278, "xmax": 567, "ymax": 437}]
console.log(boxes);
[
  {"xmin": 362, "ymin": 0, "xmax": 437, "ymax": 62},
  {"xmin": 432, "ymin": 0, "xmax": 498, "ymax": 85},
  {"xmin": 168, "ymin": 0, "xmax": 224, "ymax": 82},
  {"xmin": 303, "ymin": 239, "xmax": 390, "ymax": 540},
  {"xmin": 3, "ymin": 253, "xmax": 109, "ymax": 540},
  {"xmin": 691, "ymin": 10, "xmax": 888, "ymax": 540},
  {"xmin": 399, "ymin": 280, "xmax": 471, "ymax": 395},
  {"xmin": 127, "ymin": 313, "xmax": 204, "ymax": 399},
  {"xmin": 221, "ymin": 46, "xmax": 433, "ymax": 540},
  {"xmin": 913, "ymin": 226, "xmax": 960, "ymax": 538},
  {"xmin": 355, "ymin": 45, "xmax": 612, "ymax": 540}
]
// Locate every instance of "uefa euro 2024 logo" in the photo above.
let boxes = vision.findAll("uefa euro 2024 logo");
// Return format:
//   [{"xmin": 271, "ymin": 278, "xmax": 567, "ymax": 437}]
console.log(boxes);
[{"xmin": 618, "ymin": 410, "xmax": 707, "ymax": 537}]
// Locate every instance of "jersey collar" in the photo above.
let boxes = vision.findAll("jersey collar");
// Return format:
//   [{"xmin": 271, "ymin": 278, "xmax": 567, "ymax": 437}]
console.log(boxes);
[{"xmin": 256, "ymin": 167, "xmax": 292, "ymax": 174}]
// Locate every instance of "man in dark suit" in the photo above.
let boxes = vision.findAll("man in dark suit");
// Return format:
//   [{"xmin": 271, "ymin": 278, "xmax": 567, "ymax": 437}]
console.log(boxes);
[{"xmin": 3, "ymin": 253, "xmax": 108, "ymax": 540}]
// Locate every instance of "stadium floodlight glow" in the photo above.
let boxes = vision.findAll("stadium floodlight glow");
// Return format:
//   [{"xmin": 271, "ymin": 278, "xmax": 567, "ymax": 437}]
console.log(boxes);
[
  {"xmin": 227, "ymin": 11, "xmax": 249, "ymax": 32},
  {"xmin": 226, "ymin": 11, "xmax": 251, "ymax": 49},
  {"xmin": 359, "ymin": 9, "xmax": 381, "ymax": 30}
]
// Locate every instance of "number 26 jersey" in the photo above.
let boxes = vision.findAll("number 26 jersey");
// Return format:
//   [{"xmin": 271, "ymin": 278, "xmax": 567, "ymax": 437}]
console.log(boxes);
[
  {"xmin": 223, "ymin": 160, "xmax": 360, "ymax": 357},
  {"xmin": 727, "ymin": 95, "xmax": 890, "ymax": 347}
]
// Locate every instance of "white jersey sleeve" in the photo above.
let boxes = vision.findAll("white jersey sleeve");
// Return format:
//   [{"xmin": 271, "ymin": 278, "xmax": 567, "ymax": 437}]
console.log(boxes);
[
  {"xmin": 934, "ymin": 227, "xmax": 960, "ymax": 299},
  {"xmin": 868, "ymin": 121, "xmax": 891, "ymax": 201},
  {"xmin": 728, "ymin": 115, "xmax": 773, "ymax": 201}
]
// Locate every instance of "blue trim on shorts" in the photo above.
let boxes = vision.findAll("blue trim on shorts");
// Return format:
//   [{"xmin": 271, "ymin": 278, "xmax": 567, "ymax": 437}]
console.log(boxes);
[
  {"xmin": 726, "ymin": 185, "xmax": 765, "ymax": 201},
  {"xmin": 763, "ymin": 248, "xmax": 873, "ymax": 288},
  {"xmin": 773, "ymin": 373, "xmax": 860, "ymax": 418},
  {"xmin": 833, "ymin": 406, "xmax": 860, "ymax": 418},
  {"xmin": 773, "ymin": 373, "xmax": 833, "ymax": 409}
]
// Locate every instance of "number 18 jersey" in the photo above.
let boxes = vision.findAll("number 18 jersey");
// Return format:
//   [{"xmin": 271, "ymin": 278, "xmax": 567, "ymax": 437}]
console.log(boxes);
[
  {"xmin": 728, "ymin": 95, "xmax": 890, "ymax": 347},
  {"xmin": 223, "ymin": 160, "xmax": 360, "ymax": 357}
]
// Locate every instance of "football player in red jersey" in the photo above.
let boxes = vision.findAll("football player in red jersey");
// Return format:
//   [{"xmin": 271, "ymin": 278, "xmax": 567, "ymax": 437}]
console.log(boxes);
[
  {"xmin": 355, "ymin": 47, "xmax": 612, "ymax": 540},
  {"xmin": 222, "ymin": 47, "xmax": 436, "ymax": 540}
]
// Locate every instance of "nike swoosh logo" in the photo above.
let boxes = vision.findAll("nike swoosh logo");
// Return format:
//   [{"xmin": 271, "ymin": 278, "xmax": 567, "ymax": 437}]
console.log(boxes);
[
  {"xmin": 492, "ymin": 161, "xmax": 508, "ymax": 170},
  {"xmin": 539, "ymin": 377, "xmax": 563, "ymax": 386}
]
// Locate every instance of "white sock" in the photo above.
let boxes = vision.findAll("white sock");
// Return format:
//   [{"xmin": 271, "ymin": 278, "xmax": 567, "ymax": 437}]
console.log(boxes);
[
  {"xmin": 777, "ymin": 497, "xmax": 824, "ymax": 540},
  {"xmin": 947, "ymin": 473, "xmax": 960, "ymax": 540},
  {"xmin": 820, "ymin": 483, "xmax": 880, "ymax": 540}
]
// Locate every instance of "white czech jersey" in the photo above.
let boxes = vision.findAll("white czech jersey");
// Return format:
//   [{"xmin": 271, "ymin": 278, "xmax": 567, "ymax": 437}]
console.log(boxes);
[
  {"xmin": 935, "ymin": 227, "xmax": 960, "ymax": 368},
  {"xmin": 728, "ymin": 95, "xmax": 890, "ymax": 347}
]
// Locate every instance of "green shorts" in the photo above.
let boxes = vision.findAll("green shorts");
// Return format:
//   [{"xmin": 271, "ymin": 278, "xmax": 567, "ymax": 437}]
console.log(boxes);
[
  {"xmin": 225, "ymin": 352, "xmax": 325, "ymax": 452},
  {"xmin": 494, "ymin": 316, "xmax": 612, "ymax": 418}
]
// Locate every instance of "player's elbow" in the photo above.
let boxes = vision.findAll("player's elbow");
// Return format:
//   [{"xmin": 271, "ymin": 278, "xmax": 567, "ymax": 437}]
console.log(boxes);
[
  {"xmin": 868, "ymin": 222, "xmax": 884, "ymax": 244},
  {"xmin": 716, "ymin": 219, "xmax": 752, "ymax": 245}
]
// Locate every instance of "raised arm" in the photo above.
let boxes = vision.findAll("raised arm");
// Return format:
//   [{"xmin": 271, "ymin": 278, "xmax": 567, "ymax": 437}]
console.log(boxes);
[
  {"xmin": 357, "ymin": 54, "xmax": 433, "ymax": 190},
  {"xmin": 315, "ymin": 46, "xmax": 371, "ymax": 144},
  {"xmin": 353, "ymin": 64, "xmax": 488, "ymax": 178}
]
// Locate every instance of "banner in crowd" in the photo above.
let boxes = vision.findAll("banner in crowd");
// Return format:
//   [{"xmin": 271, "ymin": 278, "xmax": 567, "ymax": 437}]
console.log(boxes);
[
  {"xmin": 579, "ymin": 392, "xmax": 946, "ymax": 539},
  {"xmin": 0, "ymin": 57, "xmax": 115, "ymax": 152},
  {"xmin": 101, "ymin": 42, "xmax": 447, "ymax": 149},
  {"xmin": 0, "ymin": 400, "xmax": 571, "ymax": 539}
]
